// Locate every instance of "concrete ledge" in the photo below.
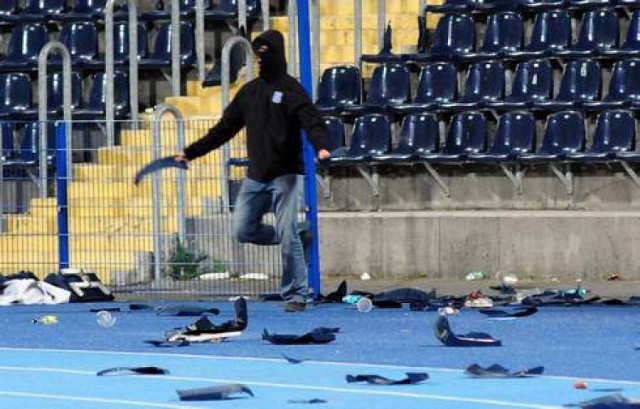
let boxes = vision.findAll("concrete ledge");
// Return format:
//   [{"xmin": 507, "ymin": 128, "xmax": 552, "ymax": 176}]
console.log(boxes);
[{"xmin": 318, "ymin": 211, "xmax": 640, "ymax": 280}]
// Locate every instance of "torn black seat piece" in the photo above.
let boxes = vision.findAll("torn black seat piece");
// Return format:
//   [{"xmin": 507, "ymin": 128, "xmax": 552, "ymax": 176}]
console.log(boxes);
[
  {"xmin": 262, "ymin": 327, "xmax": 338, "ymax": 345},
  {"xmin": 144, "ymin": 339, "xmax": 190, "ymax": 347},
  {"xmin": 465, "ymin": 364, "xmax": 544, "ymax": 378},
  {"xmin": 177, "ymin": 384, "xmax": 254, "ymax": 401},
  {"xmin": 346, "ymin": 372, "xmax": 428, "ymax": 385},
  {"xmin": 165, "ymin": 297, "xmax": 247, "ymax": 343},
  {"xmin": 97, "ymin": 366, "xmax": 170, "ymax": 376},
  {"xmin": 477, "ymin": 306, "xmax": 538, "ymax": 318},
  {"xmin": 434, "ymin": 315, "xmax": 502, "ymax": 347},
  {"xmin": 565, "ymin": 393, "xmax": 640, "ymax": 408}
]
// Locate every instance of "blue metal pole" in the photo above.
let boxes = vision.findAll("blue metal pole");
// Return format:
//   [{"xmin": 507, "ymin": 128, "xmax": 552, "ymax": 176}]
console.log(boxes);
[
  {"xmin": 297, "ymin": 0, "xmax": 321, "ymax": 298},
  {"xmin": 55, "ymin": 122, "xmax": 69, "ymax": 270}
]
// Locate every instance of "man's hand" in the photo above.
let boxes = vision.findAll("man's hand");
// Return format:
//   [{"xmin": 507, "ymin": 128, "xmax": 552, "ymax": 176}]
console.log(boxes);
[
  {"xmin": 174, "ymin": 152, "xmax": 188, "ymax": 164},
  {"xmin": 317, "ymin": 149, "xmax": 331, "ymax": 161}
]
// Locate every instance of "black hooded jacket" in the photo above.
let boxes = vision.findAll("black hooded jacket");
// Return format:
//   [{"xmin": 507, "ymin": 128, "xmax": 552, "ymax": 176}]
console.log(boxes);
[{"xmin": 183, "ymin": 30, "xmax": 332, "ymax": 183}]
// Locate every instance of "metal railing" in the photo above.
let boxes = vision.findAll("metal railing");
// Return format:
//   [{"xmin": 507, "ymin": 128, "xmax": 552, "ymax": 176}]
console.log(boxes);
[{"xmin": 37, "ymin": 41, "xmax": 73, "ymax": 198}]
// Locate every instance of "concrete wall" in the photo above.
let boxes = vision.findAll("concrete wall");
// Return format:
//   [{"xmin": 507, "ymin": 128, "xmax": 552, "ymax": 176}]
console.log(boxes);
[{"xmin": 318, "ymin": 211, "xmax": 640, "ymax": 281}]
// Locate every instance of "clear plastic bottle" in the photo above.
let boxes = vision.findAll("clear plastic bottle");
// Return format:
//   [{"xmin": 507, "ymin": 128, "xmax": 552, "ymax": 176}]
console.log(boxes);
[
  {"xmin": 32, "ymin": 315, "xmax": 58, "ymax": 325},
  {"xmin": 356, "ymin": 297, "xmax": 373, "ymax": 313}
]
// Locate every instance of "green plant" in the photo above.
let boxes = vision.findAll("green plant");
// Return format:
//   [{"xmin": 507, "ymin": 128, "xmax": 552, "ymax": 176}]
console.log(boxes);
[{"xmin": 166, "ymin": 238, "xmax": 210, "ymax": 280}]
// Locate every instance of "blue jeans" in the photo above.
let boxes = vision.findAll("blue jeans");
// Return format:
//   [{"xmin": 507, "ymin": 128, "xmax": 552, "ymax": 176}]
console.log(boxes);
[{"xmin": 233, "ymin": 174, "xmax": 306, "ymax": 303}]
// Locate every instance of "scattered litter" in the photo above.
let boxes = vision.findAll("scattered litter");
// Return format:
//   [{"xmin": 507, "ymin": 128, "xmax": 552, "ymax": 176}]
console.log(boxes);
[
  {"xmin": 477, "ymin": 306, "xmax": 538, "ymax": 318},
  {"xmin": 465, "ymin": 271, "xmax": 489, "ymax": 281},
  {"xmin": 574, "ymin": 380, "xmax": 588, "ymax": 390},
  {"xmin": 607, "ymin": 273, "xmax": 622, "ymax": 281},
  {"xmin": 241, "ymin": 273, "xmax": 269, "ymax": 280},
  {"xmin": 465, "ymin": 364, "xmax": 543, "ymax": 378},
  {"xmin": 263, "ymin": 327, "xmax": 338, "ymax": 345},
  {"xmin": 346, "ymin": 372, "xmax": 428, "ymax": 385},
  {"xmin": 97, "ymin": 366, "xmax": 169, "ymax": 376},
  {"xmin": 177, "ymin": 384, "xmax": 254, "ymax": 401},
  {"xmin": 282, "ymin": 353, "xmax": 305, "ymax": 364},
  {"xmin": 360, "ymin": 272, "xmax": 371, "ymax": 281},
  {"xmin": 96, "ymin": 310, "xmax": 116, "ymax": 328},
  {"xmin": 287, "ymin": 398, "xmax": 328, "ymax": 404},
  {"xmin": 144, "ymin": 339, "xmax": 190, "ymax": 347},
  {"xmin": 356, "ymin": 297, "xmax": 373, "ymax": 313},
  {"xmin": 565, "ymin": 394, "xmax": 640, "ymax": 408},
  {"xmin": 32, "ymin": 315, "xmax": 58, "ymax": 325},
  {"xmin": 434, "ymin": 314, "xmax": 501, "ymax": 347},
  {"xmin": 197, "ymin": 272, "xmax": 230, "ymax": 280}
]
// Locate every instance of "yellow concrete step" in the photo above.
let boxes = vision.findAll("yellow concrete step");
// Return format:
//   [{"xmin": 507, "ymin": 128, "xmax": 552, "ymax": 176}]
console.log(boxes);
[
  {"xmin": 6, "ymin": 215, "xmax": 57, "ymax": 234},
  {"xmin": 69, "ymin": 235, "xmax": 153, "ymax": 252},
  {"xmin": 28, "ymin": 197, "xmax": 57, "ymax": 218},
  {"xmin": 68, "ymin": 181, "xmax": 136, "ymax": 200},
  {"xmin": 119, "ymin": 127, "xmax": 219, "ymax": 149},
  {"xmin": 67, "ymin": 198, "xmax": 125, "ymax": 218},
  {"xmin": 186, "ymin": 80, "xmax": 243, "ymax": 98},
  {"xmin": 67, "ymin": 215, "xmax": 174, "ymax": 234},
  {"xmin": 74, "ymin": 164, "xmax": 120, "ymax": 182},
  {"xmin": 0, "ymin": 235, "xmax": 58, "ymax": 252}
]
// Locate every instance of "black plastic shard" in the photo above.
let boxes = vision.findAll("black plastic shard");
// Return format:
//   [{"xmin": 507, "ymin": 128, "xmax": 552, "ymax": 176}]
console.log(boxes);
[
  {"xmin": 346, "ymin": 372, "xmax": 428, "ymax": 385},
  {"xmin": 477, "ymin": 306, "xmax": 538, "ymax": 318},
  {"xmin": 177, "ymin": 384, "xmax": 254, "ymax": 401},
  {"xmin": 322, "ymin": 280, "xmax": 347, "ymax": 303},
  {"xmin": 97, "ymin": 366, "xmax": 170, "ymax": 376},
  {"xmin": 465, "ymin": 364, "xmax": 544, "ymax": 378},
  {"xmin": 434, "ymin": 315, "xmax": 502, "ymax": 347},
  {"xmin": 263, "ymin": 327, "xmax": 337, "ymax": 345},
  {"xmin": 156, "ymin": 305, "xmax": 221, "ymax": 316},
  {"xmin": 565, "ymin": 393, "xmax": 640, "ymax": 408},
  {"xmin": 287, "ymin": 398, "xmax": 329, "ymax": 404},
  {"xmin": 134, "ymin": 156, "xmax": 188, "ymax": 185},
  {"xmin": 144, "ymin": 339, "xmax": 190, "ymax": 347},
  {"xmin": 282, "ymin": 353, "xmax": 305, "ymax": 364}
]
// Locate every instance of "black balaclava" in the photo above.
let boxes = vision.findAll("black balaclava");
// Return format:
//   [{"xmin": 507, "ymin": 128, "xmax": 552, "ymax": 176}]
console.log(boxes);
[{"xmin": 251, "ymin": 30, "xmax": 287, "ymax": 82}]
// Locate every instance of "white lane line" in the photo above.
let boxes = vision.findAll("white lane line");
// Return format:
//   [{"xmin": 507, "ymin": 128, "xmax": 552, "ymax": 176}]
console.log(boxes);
[
  {"xmin": 0, "ymin": 346, "xmax": 638, "ymax": 386},
  {"xmin": 0, "ymin": 391, "xmax": 198, "ymax": 409},
  {"xmin": 0, "ymin": 365, "xmax": 561, "ymax": 409}
]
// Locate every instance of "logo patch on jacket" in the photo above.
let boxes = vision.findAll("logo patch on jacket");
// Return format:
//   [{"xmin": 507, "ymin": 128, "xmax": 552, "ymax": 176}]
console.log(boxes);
[{"xmin": 272, "ymin": 91, "xmax": 283, "ymax": 104}]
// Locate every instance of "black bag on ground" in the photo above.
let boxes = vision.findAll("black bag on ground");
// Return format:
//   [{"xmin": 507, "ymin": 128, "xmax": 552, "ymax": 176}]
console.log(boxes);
[{"xmin": 44, "ymin": 270, "xmax": 114, "ymax": 303}]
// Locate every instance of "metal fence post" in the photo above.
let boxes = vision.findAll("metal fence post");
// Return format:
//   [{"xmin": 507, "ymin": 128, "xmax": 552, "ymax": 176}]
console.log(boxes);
[
  {"xmin": 297, "ymin": 0, "xmax": 321, "ymax": 297},
  {"xmin": 37, "ymin": 41, "xmax": 72, "ymax": 198},
  {"xmin": 287, "ymin": 0, "xmax": 298, "ymax": 77},
  {"xmin": 195, "ymin": 0, "xmax": 206, "ymax": 82},
  {"xmin": 239, "ymin": 0, "xmax": 247, "ymax": 32},
  {"xmin": 151, "ymin": 104, "xmax": 187, "ymax": 283},
  {"xmin": 354, "ymin": 0, "xmax": 362, "ymax": 66},
  {"xmin": 377, "ymin": 0, "xmax": 386, "ymax": 49},
  {"xmin": 55, "ymin": 122, "xmax": 69, "ymax": 270},
  {"xmin": 105, "ymin": 0, "xmax": 139, "ymax": 145},
  {"xmin": 171, "ymin": 0, "xmax": 181, "ymax": 96}
]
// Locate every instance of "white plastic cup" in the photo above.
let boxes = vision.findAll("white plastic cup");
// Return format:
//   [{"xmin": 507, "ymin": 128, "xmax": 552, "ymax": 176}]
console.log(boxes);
[
  {"xmin": 96, "ymin": 310, "xmax": 116, "ymax": 328},
  {"xmin": 356, "ymin": 297, "xmax": 373, "ymax": 313}
]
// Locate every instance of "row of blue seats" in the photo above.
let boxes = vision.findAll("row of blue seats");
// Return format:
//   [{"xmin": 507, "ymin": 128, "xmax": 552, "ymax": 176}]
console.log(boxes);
[
  {"xmin": 426, "ymin": 0, "xmax": 640, "ymax": 13},
  {"xmin": 0, "ymin": 21, "xmax": 196, "ymax": 71},
  {"xmin": 0, "ymin": 71, "xmax": 130, "ymax": 119},
  {"xmin": 370, "ymin": 9, "xmax": 640, "ymax": 63},
  {"xmin": 1, "ymin": 122, "xmax": 56, "ymax": 169},
  {"xmin": 0, "ymin": 0, "xmax": 259, "ymax": 23},
  {"xmin": 324, "ymin": 110, "xmax": 640, "ymax": 165},
  {"xmin": 316, "ymin": 59, "xmax": 640, "ymax": 115}
]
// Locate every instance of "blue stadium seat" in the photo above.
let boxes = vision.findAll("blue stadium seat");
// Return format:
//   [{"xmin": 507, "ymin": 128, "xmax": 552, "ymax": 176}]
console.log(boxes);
[
  {"xmin": 53, "ymin": 22, "xmax": 99, "ymax": 67},
  {"xmin": 373, "ymin": 113, "xmax": 440, "ymax": 162},
  {"xmin": 84, "ymin": 21, "xmax": 148, "ymax": 69},
  {"xmin": 587, "ymin": 59, "xmax": 640, "ymax": 109},
  {"xmin": 328, "ymin": 114, "xmax": 391, "ymax": 165},
  {"xmin": 204, "ymin": 0, "xmax": 261, "ymax": 21},
  {"xmin": 492, "ymin": 60, "xmax": 553, "ymax": 110},
  {"xmin": 392, "ymin": 62, "xmax": 457, "ymax": 113},
  {"xmin": 568, "ymin": 110, "xmax": 635, "ymax": 161},
  {"xmin": 614, "ymin": 10, "xmax": 640, "ymax": 58},
  {"xmin": 139, "ymin": 21, "xmax": 195, "ymax": 69},
  {"xmin": 202, "ymin": 42, "xmax": 246, "ymax": 87},
  {"xmin": 468, "ymin": 12, "xmax": 524, "ymax": 60},
  {"xmin": 557, "ymin": 8, "xmax": 619, "ymax": 57},
  {"xmin": 468, "ymin": 111, "xmax": 536, "ymax": 162},
  {"xmin": 3, "ymin": 122, "xmax": 56, "ymax": 169},
  {"xmin": 74, "ymin": 71, "xmax": 130, "ymax": 119},
  {"xmin": 315, "ymin": 66, "xmax": 361, "ymax": 114},
  {"xmin": 568, "ymin": 0, "xmax": 612, "ymax": 9},
  {"xmin": 0, "ymin": 73, "xmax": 33, "ymax": 119},
  {"xmin": 1, "ymin": 121, "xmax": 13, "ymax": 160},
  {"xmin": 0, "ymin": 23, "xmax": 48, "ymax": 71},
  {"xmin": 511, "ymin": 10, "xmax": 572, "ymax": 59},
  {"xmin": 535, "ymin": 60, "xmax": 601, "ymax": 110},
  {"xmin": 421, "ymin": 111, "xmax": 487, "ymax": 162},
  {"xmin": 343, "ymin": 63, "xmax": 410, "ymax": 115},
  {"xmin": 512, "ymin": 0, "xmax": 568, "ymax": 11},
  {"xmin": 426, "ymin": 0, "xmax": 491, "ymax": 13},
  {"xmin": 54, "ymin": 0, "xmax": 106, "ymax": 21},
  {"xmin": 21, "ymin": 72, "xmax": 83, "ymax": 118},
  {"xmin": 4, "ymin": 0, "xmax": 66, "ymax": 22},
  {"xmin": 411, "ymin": 14, "xmax": 475, "ymax": 62},
  {"xmin": 322, "ymin": 116, "xmax": 346, "ymax": 156},
  {"xmin": 442, "ymin": 61, "xmax": 504, "ymax": 110},
  {"xmin": 142, "ymin": 0, "xmax": 210, "ymax": 20},
  {"xmin": 519, "ymin": 111, "xmax": 585, "ymax": 161},
  {"xmin": 0, "ymin": 0, "xmax": 19, "ymax": 24}
]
